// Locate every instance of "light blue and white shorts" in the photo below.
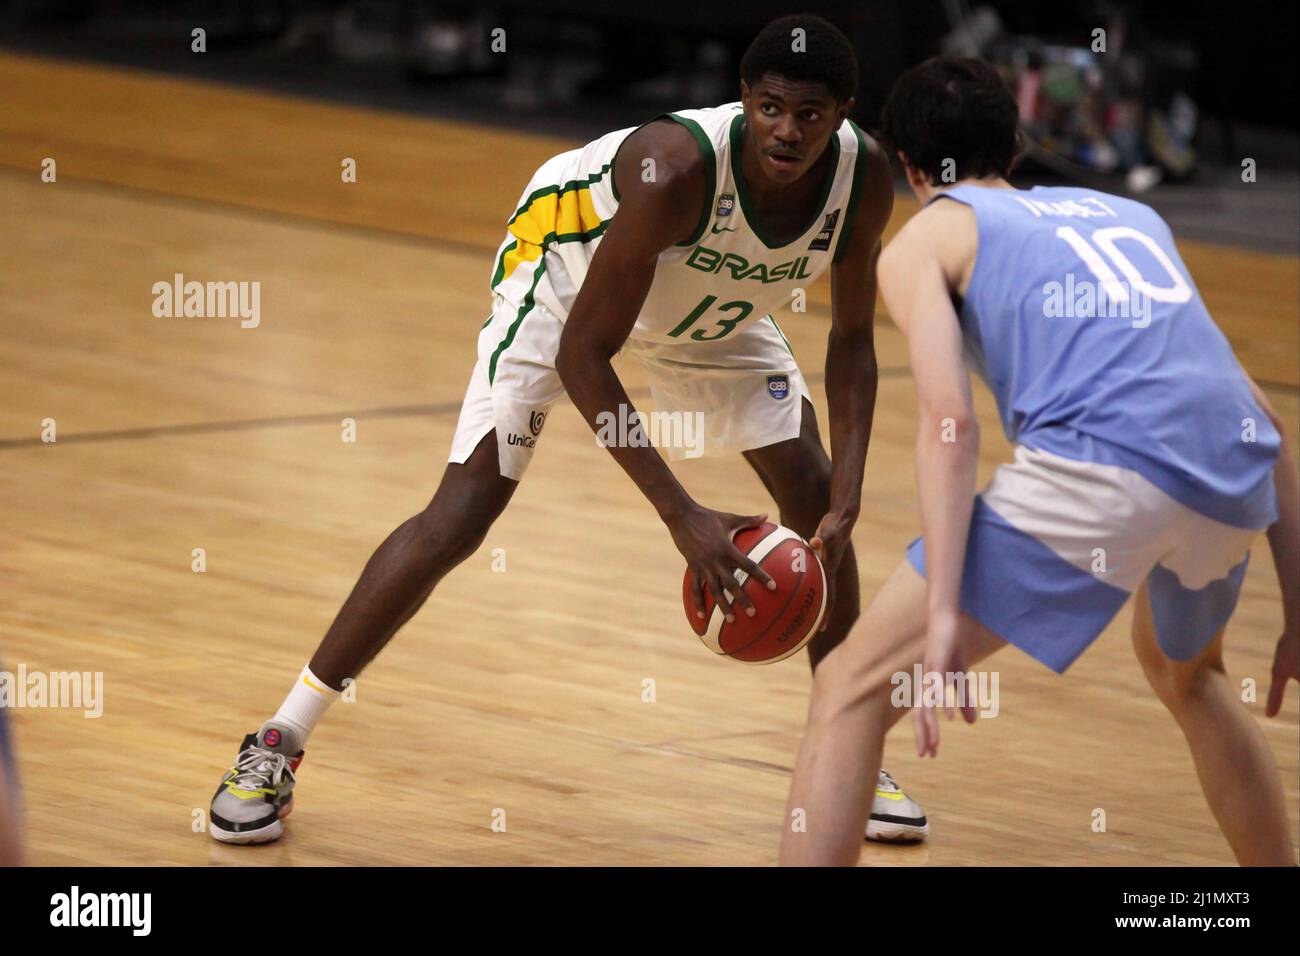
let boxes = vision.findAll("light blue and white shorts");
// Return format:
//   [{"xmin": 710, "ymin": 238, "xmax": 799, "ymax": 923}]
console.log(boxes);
[{"xmin": 907, "ymin": 445, "xmax": 1262, "ymax": 672}]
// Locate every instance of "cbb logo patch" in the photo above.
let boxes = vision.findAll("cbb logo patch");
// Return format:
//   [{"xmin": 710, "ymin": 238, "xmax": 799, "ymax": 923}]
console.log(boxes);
[{"xmin": 766, "ymin": 374, "xmax": 790, "ymax": 400}]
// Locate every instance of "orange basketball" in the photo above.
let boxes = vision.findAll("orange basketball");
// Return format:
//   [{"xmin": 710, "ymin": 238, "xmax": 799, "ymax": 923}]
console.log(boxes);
[{"xmin": 682, "ymin": 522, "xmax": 827, "ymax": 664}]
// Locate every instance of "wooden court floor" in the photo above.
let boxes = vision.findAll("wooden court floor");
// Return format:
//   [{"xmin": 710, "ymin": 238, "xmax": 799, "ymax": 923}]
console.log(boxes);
[{"xmin": 0, "ymin": 53, "xmax": 1296, "ymax": 866}]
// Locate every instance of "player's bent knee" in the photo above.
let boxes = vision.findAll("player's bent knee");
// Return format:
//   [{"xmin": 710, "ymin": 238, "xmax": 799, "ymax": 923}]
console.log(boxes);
[
  {"xmin": 807, "ymin": 473, "xmax": 833, "ymax": 514},
  {"xmin": 410, "ymin": 476, "xmax": 512, "ymax": 571},
  {"xmin": 810, "ymin": 639, "xmax": 893, "ymax": 713},
  {"xmin": 775, "ymin": 462, "xmax": 832, "ymax": 532},
  {"xmin": 811, "ymin": 675, "xmax": 890, "ymax": 731},
  {"xmin": 1138, "ymin": 651, "xmax": 1224, "ymax": 710},
  {"xmin": 412, "ymin": 504, "xmax": 496, "ymax": 567},
  {"xmin": 797, "ymin": 449, "xmax": 833, "ymax": 502}
]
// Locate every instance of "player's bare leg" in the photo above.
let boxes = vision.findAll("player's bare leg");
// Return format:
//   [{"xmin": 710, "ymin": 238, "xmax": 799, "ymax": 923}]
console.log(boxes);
[
  {"xmin": 743, "ymin": 399, "xmax": 859, "ymax": 670},
  {"xmin": 780, "ymin": 560, "xmax": 1005, "ymax": 865},
  {"xmin": 1131, "ymin": 584, "xmax": 1297, "ymax": 865},
  {"xmin": 746, "ymin": 399, "xmax": 935, "ymax": 843},
  {"xmin": 309, "ymin": 430, "xmax": 517, "ymax": 687},
  {"xmin": 209, "ymin": 431, "xmax": 515, "ymax": 843}
]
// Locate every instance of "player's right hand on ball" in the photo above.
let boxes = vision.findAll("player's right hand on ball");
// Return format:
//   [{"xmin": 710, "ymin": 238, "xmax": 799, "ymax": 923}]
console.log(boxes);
[{"xmin": 668, "ymin": 506, "xmax": 776, "ymax": 623}]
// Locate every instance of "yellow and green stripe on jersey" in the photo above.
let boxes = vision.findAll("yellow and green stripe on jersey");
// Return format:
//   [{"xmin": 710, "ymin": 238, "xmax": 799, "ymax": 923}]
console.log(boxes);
[
  {"xmin": 487, "ymin": 163, "xmax": 613, "ymax": 383},
  {"xmin": 490, "ymin": 162, "xmax": 612, "ymax": 292}
]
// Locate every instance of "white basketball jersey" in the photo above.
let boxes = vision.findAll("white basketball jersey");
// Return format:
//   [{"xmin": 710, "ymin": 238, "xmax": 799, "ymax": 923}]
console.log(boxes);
[{"xmin": 490, "ymin": 102, "xmax": 873, "ymax": 345}]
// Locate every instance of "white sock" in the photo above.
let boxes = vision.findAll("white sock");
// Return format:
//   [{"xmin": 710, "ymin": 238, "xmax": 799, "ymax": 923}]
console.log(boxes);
[{"xmin": 270, "ymin": 665, "xmax": 340, "ymax": 745}]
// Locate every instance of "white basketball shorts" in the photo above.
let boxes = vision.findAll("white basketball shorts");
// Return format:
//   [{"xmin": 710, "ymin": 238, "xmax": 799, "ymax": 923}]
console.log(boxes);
[{"xmin": 449, "ymin": 289, "xmax": 809, "ymax": 481}]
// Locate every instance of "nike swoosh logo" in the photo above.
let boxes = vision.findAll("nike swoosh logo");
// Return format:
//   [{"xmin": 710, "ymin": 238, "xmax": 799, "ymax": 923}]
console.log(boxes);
[{"xmin": 710, "ymin": 224, "xmax": 737, "ymax": 234}]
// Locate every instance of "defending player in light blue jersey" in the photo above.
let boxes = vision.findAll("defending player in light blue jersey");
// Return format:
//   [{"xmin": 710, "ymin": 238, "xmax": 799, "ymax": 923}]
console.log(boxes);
[{"xmin": 781, "ymin": 57, "xmax": 1299, "ymax": 866}]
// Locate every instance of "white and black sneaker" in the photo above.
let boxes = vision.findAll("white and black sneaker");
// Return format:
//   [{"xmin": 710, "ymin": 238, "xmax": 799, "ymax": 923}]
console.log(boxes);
[
  {"xmin": 866, "ymin": 769, "xmax": 929, "ymax": 843},
  {"xmin": 209, "ymin": 722, "xmax": 303, "ymax": 844}
]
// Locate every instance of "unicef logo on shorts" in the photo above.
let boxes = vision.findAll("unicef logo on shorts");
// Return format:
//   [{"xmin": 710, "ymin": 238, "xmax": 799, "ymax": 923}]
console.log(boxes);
[
  {"xmin": 766, "ymin": 374, "xmax": 790, "ymax": 400},
  {"xmin": 529, "ymin": 410, "xmax": 547, "ymax": 436}
]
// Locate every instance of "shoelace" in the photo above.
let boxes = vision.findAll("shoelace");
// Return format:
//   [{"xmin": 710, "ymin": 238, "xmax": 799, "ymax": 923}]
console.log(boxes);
[
  {"xmin": 877, "ymin": 769, "xmax": 900, "ymax": 793},
  {"xmin": 228, "ymin": 746, "xmax": 295, "ymax": 792}
]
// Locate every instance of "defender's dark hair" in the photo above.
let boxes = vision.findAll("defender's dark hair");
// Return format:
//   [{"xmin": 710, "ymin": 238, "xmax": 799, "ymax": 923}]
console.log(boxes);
[
  {"xmin": 879, "ymin": 56, "xmax": 1020, "ymax": 185},
  {"xmin": 740, "ymin": 13, "xmax": 859, "ymax": 104}
]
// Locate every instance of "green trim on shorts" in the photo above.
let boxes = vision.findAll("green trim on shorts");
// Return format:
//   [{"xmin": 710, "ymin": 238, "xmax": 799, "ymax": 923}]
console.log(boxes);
[
  {"xmin": 488, "ymin": 259, "xmax": 548, "ymax": 385},
  {"xmin": 767, "ymin": 315, "xmax": 795, "ymax": 356}
]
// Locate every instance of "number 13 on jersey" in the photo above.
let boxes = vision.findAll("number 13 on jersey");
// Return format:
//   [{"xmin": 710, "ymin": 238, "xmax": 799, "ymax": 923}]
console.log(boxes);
[{"xmin": 667, "ymin": 295, "xmax": 754, "ymax": 341}]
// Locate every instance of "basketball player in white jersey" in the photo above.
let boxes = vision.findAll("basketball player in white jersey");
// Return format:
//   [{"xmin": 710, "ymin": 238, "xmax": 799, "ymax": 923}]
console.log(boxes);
[{"xmin": 209, "ymin": 14, "xmax": 929, "ymax": 848}]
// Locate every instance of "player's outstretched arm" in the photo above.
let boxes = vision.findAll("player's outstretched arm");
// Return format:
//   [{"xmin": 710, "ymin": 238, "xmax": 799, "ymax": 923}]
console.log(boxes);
[
  {"xmin": 878, "ymin": 206, "xmax": 981, "ymax": 756},
  {"xmin": 556, "ymin": 122, "xmax": 774, "ymax": 619},
  {"xmin": 812, "ymin": 142, "xmax": 893, "ymax": 581},
  {"xmin": 1245, "ymin": 377, "xmax": 1300, "ymax": 715}
]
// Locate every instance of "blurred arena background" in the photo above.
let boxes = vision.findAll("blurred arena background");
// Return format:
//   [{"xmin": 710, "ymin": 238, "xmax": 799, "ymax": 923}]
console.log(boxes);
[
  {"xmin": 5, "ymin": 0, "xmax": 1298, "ymax": 244},
  {"xmin": 0, "ymin": 1, "xmax": 1295, "ymax": 866}
]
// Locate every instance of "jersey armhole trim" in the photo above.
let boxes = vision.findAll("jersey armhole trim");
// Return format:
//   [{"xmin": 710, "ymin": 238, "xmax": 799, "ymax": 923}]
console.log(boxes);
[
  {"xmin": 610, "ymin": 113, "xmax": 717, "ymax": 247},
  {"xmin": 832, "ymin": 119, "xmax": 869, "ymax": 264},
  {"xmin": 662, "ymin": 114, "xmax": 716, "ymax": 246}
]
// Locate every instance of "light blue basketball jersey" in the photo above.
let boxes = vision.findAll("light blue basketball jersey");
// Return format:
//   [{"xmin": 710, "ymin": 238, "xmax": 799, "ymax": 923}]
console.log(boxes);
[{"xmin": 935, "ymin": 184, "xmax": 1279, "ymax": 530}]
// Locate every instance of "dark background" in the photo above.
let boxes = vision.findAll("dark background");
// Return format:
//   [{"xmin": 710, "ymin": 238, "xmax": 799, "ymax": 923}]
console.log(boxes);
[
  {"xmin": 2, "ymin": 0, "xmax": 1297, "ymax": 247},
  {"xmin": 3, "ymin": 1, "xmax": 1296, "ymax": 132}
]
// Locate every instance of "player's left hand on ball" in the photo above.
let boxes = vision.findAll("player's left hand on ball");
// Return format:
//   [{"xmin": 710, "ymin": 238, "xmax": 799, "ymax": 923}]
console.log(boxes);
[
  {"xmin": 809, "ymin": 511, "xmax": 853, "ymax": 572},
  {"xmin": 809, "ymin": 511, "xmax": 853, "ymax": 631},
  {"xmin": 913, "ymin": 613, "xmax": 978, "ymax": 758}
]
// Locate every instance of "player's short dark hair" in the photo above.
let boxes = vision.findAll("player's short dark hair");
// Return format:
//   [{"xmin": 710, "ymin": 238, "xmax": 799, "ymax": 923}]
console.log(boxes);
[
  {"xmin": 740, "ymin": 13, "xmax": 859, "ymax": 104},
  {"xmin": 879, "ymin": 56, "xmax": 1020, "ymax": 185}
]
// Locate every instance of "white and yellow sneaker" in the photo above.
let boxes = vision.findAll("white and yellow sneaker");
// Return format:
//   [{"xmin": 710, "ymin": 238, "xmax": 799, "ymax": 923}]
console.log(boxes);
[
  {"xmin": 209, "ymin": 723, "xmax": 303, "ymax": 844},
  {"xmin": 866, "ymin": 769, "xmax": 928, "ymax": 842}
]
